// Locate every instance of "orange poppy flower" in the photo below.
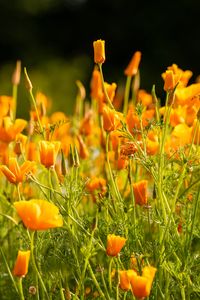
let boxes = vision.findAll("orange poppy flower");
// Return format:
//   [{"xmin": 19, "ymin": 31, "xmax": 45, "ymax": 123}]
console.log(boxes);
[
  {"xmin": 137, "ymin": 90, "xmax": 152, "ymax": 107},
  {"xmin": 119, "ymin": 270, "xmax": 137, "ymax": 291},
  {"xmin": 90, "ymin": 68, "xmax": 103, "ymax": 100},
  {"xmin": 0, "ymin": 117, "xmax": 27, "ymax": 143},
  {"xmin": 124, "ymin": 51, "xmax": 142, "ymax": 77},
  {"xmin": 175, "ymin": 83, "xmax": 200, "ymax": 106},
  {"xmin": 14, "ymin": 134, "xmax": 28, "ymax": 156},
  {"xmin": 0, "ymin": 157, "xmax": 34, "ymax": 184},
  {"xmin": 163, "ymin": 70, "xmax": 179, "ymax": 91},
  {"xmin": 106, "ymin": 234, "xmax": 126, "ymax": 256},
  {"xmin": 13, "ymin": 250, "xmax": 30, "ymax": 277},
  {"xmin": 39, "ymin": 141, "xmax": 60, "ymax": 168},
  {"xmin": 162, "ymin": 64, "xmax": 192, "ymax": 89},
  {"xmin": 93, "ymin": 39, "xmax": 105, "ymax": 64},
  {"xmin": 102, "ymin": 106, "xmax": 121, "ymax": 132},
  {"xmin": 133, "ymin": 180, "xmax": 148, "ymax": 206},
  {"xmin": 0, "ymin": 96, "xmax": 14, "ymax": 118},
  {"xmin": 14, "ymin": 199, "xmax": 63, "ymax": 230},
  {"xmin": 130, "ymin": 266, "xmax": 157, "ymax": 298}
]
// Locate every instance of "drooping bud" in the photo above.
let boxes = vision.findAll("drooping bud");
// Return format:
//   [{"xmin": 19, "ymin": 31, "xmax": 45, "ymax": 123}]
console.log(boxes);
[{"xmin": 24, "ymin": 67, "xmax": 33, "ymax": 92}]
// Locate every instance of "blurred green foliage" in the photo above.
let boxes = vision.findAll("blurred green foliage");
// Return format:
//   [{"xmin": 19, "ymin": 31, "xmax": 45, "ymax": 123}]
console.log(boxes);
[{"xmin": 0, "ymin": 55, "xmax": 92, "ymax": 118}]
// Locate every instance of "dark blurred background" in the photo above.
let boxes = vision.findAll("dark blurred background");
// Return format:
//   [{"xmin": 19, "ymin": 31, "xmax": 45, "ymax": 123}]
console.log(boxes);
[{"xmin": 0, "ymin": 0, "xmax": 199, "ymax": 116}]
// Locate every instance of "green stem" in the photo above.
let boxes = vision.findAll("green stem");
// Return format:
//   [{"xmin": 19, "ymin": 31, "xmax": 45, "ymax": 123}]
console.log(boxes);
[
  {"xmin": 181, "ymin": 286, "xmax": 186, "ymax": 300},
  {"xmin": 12, "ymin": 84, "xmax": 18, "ymax": 121},
  {"xmin": 29, "ymin": 231, "xmax": 49, "ymax": 300},
  {"xmin": 17, "ymin": 183, "xmax": 22, "ymax": 201},
  {"xmin": 100, "ymin": 269, "xmax": 111, "ymax": 300},
  {"xmin": 87, "ymin": 262, "xmax": 106, "ymax": 299},
  {"xmin": 98, "ymin": 63, "xmax": 114, "ymax": 109},
  {"xmin": 123, "ymin": 75, "xmax": 132, "ymax": 115},
  {"xmin": 59, "ymin": 278, "xmax": 66, "ymax": 300},
  {"xmin": 30, "ymin": 90, "xmax": 45, "ymax": 139},
  {"xmin": 105, "ymin": 133, "xmax": 123, "ymax": 205},
  {"xmin": 108, "ymin": 257, "xmax": 113, "ymax": 292},
  {"xmin": 17, "ymin": 277, "xmax": 25, "ymax": 300}
]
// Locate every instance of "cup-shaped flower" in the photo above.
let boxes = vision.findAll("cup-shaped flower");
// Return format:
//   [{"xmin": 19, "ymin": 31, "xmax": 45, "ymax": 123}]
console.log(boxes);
[
  {"xmin": 93, "ymin": 40, "xmax": 105, "ymax": 64},
  {"xmin": 0, "ymin": 116, "xmax": 27, "ymax": 143},
  {"xmin": 13, "ymin": 250, "xmax": 30, "ymax": 277},
  {"xmin": 119, "ymin": 270, "xmax": 137, "ymax": 291},
  {"xmin": 133, "ymin": 180, "xmax": 148, "ymax": 206},
  {"xmin": 124, "ymin": 51, "xmax": 142, "ymax": 77},
  {"xmin": 102, "ymin": 106, "xmax": 121, "ymax": 132},
  {"xmin": 0, "ymin": 157, "xmax": 34, "ymax": 184},
  {"xmin": 130, "ymin": 266, "xmax": 157, "ymax": 298},
  {"xmin": 14, "ymin": 199, "xmax": 63, "ymax": 230},
  {"xmin": 106, "ymin": 234, "xmax": 126, "ymax": 257},
  {"xmin": 39, "ymin": 141, "xmax": 60, "ymax": 168}
]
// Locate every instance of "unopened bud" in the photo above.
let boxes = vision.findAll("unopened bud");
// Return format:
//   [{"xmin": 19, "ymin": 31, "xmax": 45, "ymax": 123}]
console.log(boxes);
[
  {"xmin": 12, "ymin": 60, "xmax": 21, "ymax": 85},
  {"xmin": 24, "ymin": 67, "xmax": 33, "ymax": 91}
]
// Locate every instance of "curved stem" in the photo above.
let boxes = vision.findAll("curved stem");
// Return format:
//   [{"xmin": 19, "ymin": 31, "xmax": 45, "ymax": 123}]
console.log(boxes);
[
  {"xmin": 30, "ymin": 231, "xmax": 49, "ymax": 300},
  {"xmin": 98, "ymin": 63, "xmax": 114, "ymax": 109}
]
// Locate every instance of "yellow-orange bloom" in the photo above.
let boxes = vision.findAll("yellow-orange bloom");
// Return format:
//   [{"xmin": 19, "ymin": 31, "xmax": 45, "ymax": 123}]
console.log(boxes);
[
  {"xmin": 130, "ymin": 266, "xmax": 157, "ymax": 298},
  {"xmin": 0, "ymin": 158, "xmax": 34, "ymax": 184},
  {"xmin": 13, "ymin": 250, "xmax": 30, "ymax": 277},
  {"xmin": 14, "ymin": 199, "xmax": 63, "ymax": 230},
  {"xmin": 0, "ymin": 117, "xmax": 27, "ymax": 143},
  {"xmin": 124, "ymin": 51, "xmax": 142, "ymax": 77},
  {"xmin": 163, "ymin": 70, "xmax": 179, "ymax": 91},
  {"xmin": 39, "ymin": 141, "xmax": 60, "ymax": 168},
  {"xmin": 0, "ymin": 96, "xmax": 14, "ymax": 118},
  {"xmin": 133, "ymin": 180, "xmax": 148, "ymax": 206},
  {"xmin": 162, "ymin": 64, "xmax": 192, "ymax": 89},
  {"xmin": 93, "ymin": 40, "xmax": 105, "ymax": 64},
  {"xmin": 119, "ymin": 270, "xmax": 137, "ymax": 291},
  {"xmin": 106, "ymin": 234, "xmax": 126, "ymax": 256},
  {"xmin": 102, "ymin": 106, "xmax": 121, "ymax": 132},
  {"xmin": 14, "ymin": 134, "xmax": 28, "ymax": 156}
]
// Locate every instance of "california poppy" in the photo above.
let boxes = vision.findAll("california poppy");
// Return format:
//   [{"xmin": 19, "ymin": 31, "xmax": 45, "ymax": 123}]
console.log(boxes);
[
  {"xmin": 133, "ymin": 180, "xmax": 148, "ymax": 206},
  {"xmin": 130, "ymin": 266, "xmax": 157, "ymax": 298},
  {"xmin": 14, "ymin": 199, "xmax": 63, "ymax": 230},
  {"xmin": 106, "ymin": 234, "xmax": 126, "ymax": 256},
  {"xmin": 0, "ymin": 157, "xmax": 34, "ymax": 184},
  {"xmin": 13, "ymin": 250, "xmax": 30, "ymax": 277},
  {"xmin": 0, "ymin": 117, "xmax": 27, "ymax": 143},
  {"xmin": 39, "ymin": 141, "xmax": 60, "ymax": 168}
]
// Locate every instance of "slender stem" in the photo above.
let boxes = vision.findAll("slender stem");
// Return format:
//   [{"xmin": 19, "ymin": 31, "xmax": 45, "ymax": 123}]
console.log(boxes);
[
  {"xmin": 105, "ymin": 133, "xmax": 122, "ymax": 204},
  {"xmin": 17, "ymin": 183, "xmax": 22, "ymax": 201},
  {"xmin": 17, "ymin": 277, "xmax": 25, "ymax": 300},
  {"xmin": 123, "ymin": 75, "xmax": 132, "ymax": 115},
  {"xmin": 30, "ymin": 90, "xmax": 45, "ymax": 139},
  {"xmin": 98, "ymin": 63, "xmax": 114, "ymax": 109},
  {"xmin": 108, "ymin": 257, "xmax": 113, "ymax": 293},
  {"xmin": 87, "ymin": 262, "xmax": 106, "ymax": 299},
  {"xmin": 0, "ymin": 247, "xmax": 18, "ymax": 294},
  {"xmin": 30, "ymin": 231, "xmax": 49, "ymax": 300},
  {"xmin": 59, "ymin": 278, "xmax": 66, "ymax": 300},
  {"xmin": 181, "ymin": 286, "xmax": 186, "ymax": 300},
  {"xmin": 12, "ymin": 84, "xmax": 18, "ymax": 121}
]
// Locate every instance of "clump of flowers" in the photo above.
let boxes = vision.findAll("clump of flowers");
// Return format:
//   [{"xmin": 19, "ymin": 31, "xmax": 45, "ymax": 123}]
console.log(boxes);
[{"xmin": 0, "ymin": 39, "xmax": 199, "ymax": 300}]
